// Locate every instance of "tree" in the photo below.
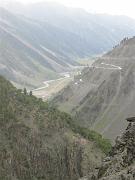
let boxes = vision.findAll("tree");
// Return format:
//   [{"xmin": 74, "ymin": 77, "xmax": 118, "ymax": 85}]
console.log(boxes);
[
  {"xmin": 29, "ymin": 91, "xmax": 33, "ymax": 96},
  {"xmin": 23, "ymin": 88, "xmax": 27, "ymax": 95}
]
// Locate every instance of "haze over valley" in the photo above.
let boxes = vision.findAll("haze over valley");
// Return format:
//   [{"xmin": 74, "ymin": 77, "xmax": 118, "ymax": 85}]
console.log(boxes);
[{"xmin": 1, "ymin": 1, "xmax": 135, "ymax": 90}]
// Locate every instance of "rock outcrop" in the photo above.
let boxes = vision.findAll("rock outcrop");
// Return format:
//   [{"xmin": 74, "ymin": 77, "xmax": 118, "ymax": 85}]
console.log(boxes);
[{"xmin": 80, "ymin": 117, "xmax": 135, "ymax": 180}]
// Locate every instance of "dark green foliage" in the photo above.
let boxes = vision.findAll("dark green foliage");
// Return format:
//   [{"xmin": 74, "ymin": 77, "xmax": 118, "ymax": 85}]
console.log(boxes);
[
  {"xmin": 29, "ymin": 91, "xmax": 33, "ymax": 96},
  {"xmin": 0, "ymin": 76, "xmax": 108, "ymax": 180},
  {"xmin": 59, "ymin": 112, "xmax": 112, "ymax": 154},
  {"xmin": 0, "ymin": 76, "xmax": 111, "ymax": 155},
  {"xmin": 23, "ymin": 88, "xmax": 27, "ymax": 95},
  {"xmin": 72, "ymin": 127, "xmax": 111, "ymax": 155}
]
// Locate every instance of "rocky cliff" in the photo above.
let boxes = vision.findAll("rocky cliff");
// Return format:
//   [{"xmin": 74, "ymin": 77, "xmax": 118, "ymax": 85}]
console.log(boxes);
[{"xmin": 80, "ymin": 117, "xmax": 135, "ymax": 180}]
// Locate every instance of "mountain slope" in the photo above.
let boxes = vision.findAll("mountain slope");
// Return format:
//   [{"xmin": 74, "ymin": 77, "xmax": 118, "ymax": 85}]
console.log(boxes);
[
  {"xmin": 53, "ymin": 37, "xmax": 135, "ymax": 142},
  {"xmin": 5, "ymin": 1, "xmax": 135, "ymax": 55},
  {"xmin": 1, "ymin": 3, "xmax": 135, "ymax": 89},
  {"xmin": 0, "ymin": 75, "xmax": 111, "ymax": 180},
  {"xmin": 0, "ymin": 8, "xmax": 81, "ymax": 89}
]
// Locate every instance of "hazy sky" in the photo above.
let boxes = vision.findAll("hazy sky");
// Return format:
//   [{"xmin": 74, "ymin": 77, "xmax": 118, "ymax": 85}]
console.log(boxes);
[{"xmin": 2, "ymin": 0, "xmax": 135, "ymax": 18}]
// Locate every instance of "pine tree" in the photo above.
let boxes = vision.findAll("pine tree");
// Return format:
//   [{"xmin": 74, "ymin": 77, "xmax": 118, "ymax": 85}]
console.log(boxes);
[
  {"xmin": 23, "ymin": 88, "xmax": 27, "ymax": 95},
  {"xmin": 29, "ymin": 91, "xmax": 33, "ymax": 96}
]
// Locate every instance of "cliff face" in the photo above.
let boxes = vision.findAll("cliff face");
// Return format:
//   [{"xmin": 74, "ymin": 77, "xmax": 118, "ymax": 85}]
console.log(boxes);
[
  {"xmin": 80, "ymin": 118, "xmax": 135, "ymax": 180},
  {"xmin": 0, "ymin": 76, "xmax": 106, "ymax": 180}
]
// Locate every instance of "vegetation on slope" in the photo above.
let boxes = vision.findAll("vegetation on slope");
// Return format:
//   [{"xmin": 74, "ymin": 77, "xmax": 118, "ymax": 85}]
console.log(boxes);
[
  {"xmin": 59, "ymin": 112, "xmax": 112, "ymax": 155},
  {"xmin": 0, "ymin": 76, "xmax": 111, "ymax": 180}
]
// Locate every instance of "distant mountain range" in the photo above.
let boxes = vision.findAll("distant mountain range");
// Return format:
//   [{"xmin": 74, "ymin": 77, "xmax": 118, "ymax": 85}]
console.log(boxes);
[
  {"xmin": 1, "ymin": 2, "xmax": 135, "ymax": 88},
  {"xmin": 6, "ymin": 2, "xmax": 135, "ymax": 52},
  {"xmin": 53, "ymin": 37, "xmax": 135, "ymax": 142}
]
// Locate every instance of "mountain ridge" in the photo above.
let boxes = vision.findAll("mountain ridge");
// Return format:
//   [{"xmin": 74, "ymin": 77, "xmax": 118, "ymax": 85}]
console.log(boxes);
[
  {"xmin": 53, "ymin": 37, "xmax": 135, "ymax": 142},
  {"xmin": 1, "ymin": 4, "xmax": 135, "ymax": 88}
]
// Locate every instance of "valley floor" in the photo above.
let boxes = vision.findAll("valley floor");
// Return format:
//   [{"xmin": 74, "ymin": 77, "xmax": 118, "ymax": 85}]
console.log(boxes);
[{"xmin": 33, "ymin": 66, "xmax": 86, "ymax": 100}]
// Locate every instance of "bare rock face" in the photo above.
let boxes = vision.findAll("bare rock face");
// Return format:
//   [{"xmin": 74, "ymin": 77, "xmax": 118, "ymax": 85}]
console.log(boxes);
[{"xmin": 80, "ymin": 118, "xmax": 135, "ymax": 180}]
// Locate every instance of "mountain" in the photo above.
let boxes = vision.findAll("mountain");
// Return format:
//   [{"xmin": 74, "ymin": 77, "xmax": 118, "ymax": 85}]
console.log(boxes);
[
  {"xmin": 0, "ymin": 75, "xmax": 111, "ymax": 180},
  {"xmin": 0, "ymin": 7, "xmax": 82, "ymax": 89},
  {"xmin": 53, "ymin": 37, "xmax": 135, "ymax": 142},
  {"xmin": 80, "ymin": 117, "xmax": 135, "ymax": 180},
  {"xmin": 1, "ymin": 3, "xmax": 135, "ymax": 89},
  {"xmin": 5, "ymin": 1, "xmax": 135, "ymax": 55}
]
